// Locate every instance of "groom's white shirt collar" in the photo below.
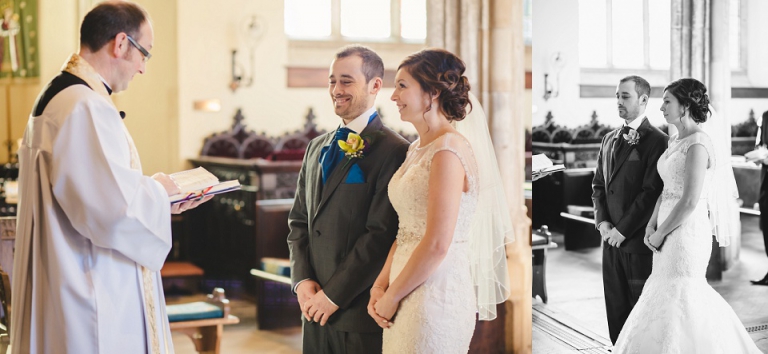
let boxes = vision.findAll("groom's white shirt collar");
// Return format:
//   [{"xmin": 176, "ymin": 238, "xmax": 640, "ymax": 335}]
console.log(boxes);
[
  {"xmin": 342, "ymin": 106, "xmax": 377, "ymax": 134},
  {"xmin": 625, "ymin": 116, "xmax": 644, "ymax": 131}
]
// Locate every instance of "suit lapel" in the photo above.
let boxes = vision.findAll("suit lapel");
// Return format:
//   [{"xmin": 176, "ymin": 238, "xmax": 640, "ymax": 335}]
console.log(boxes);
[
  {"xmin": 609, "ymin": 117, "xmax": 649, "ymax": 183},
  {"xmin": 605, "ymin": 130, "xmax": 620, "ymax": 186},
  {"xmin": 314, "ymin": 115, "xmax": 384, "ymax": 220},
  {"xmin": 308, "ymin": 133, "xmax": 334, "ymax": 221}
]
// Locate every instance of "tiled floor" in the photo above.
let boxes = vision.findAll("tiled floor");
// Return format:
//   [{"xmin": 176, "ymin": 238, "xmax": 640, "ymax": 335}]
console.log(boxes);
[{"xmin": 533, "ymin": 214, "xmax": 768, "ymax": 353}]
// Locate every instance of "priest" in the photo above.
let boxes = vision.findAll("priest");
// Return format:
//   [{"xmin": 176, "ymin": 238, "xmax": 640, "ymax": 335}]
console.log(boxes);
[{"xmin": 11, "ymin": 2, "xmax": 209, "ymax": 353}]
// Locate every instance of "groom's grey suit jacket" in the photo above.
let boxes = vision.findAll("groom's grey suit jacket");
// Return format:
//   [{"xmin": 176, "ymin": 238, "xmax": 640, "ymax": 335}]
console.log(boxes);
[
  {"xmin": 592, "ymin": 117, "xmax": 668, "ymax": 254},
  {"xmin": 288, "ymin": 115, "xmax": 409, "ymax": 333}
]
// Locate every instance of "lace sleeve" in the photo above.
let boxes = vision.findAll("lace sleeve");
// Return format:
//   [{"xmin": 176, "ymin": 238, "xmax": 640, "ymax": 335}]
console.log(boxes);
[
  {"xmin": 681, "ymin": 133, "xmax": 715, "ymax": 169},
  {"xmin": 426, "ymin": 133, "xmax": 479, "ymax": 194}
]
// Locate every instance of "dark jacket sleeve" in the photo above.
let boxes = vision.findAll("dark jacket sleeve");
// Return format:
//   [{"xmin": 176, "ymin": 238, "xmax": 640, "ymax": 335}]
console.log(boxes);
[
  {"xmin": 614, "ymin": 134, "xmax": 668, "ymax": 239},
  {"xmin": 322, "ymin": 142, "xmax": 408, "ymax": 309},
  {"xmin": 592, "ymin": 134, "xmax": 610, "ymax": 228},
  {"xmin": 287, "ymin": 140, "xmax": 315, "ymax": 291}
]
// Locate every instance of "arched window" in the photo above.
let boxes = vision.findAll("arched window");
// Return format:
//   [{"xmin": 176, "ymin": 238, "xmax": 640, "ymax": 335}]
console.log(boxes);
[
  {"xmin": 284, "ymin": 0, "xmax": 426, "ymax": 43},
  {"xmin": 578, "ymin": 0, "xmax": 744, "ymax": 72}
]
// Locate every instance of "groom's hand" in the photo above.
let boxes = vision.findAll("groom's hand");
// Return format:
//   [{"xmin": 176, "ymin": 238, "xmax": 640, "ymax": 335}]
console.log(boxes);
[
  {"xmin": 605, "ymin": 228, "xmax": 626, "ymax": 247},
  {"xmin": 598, "ymin": 222, "xmax": 614, "ymax": 241},
  {"xmin": 297, "ymin": 280, "xmax": 321, "ymax": 321},
  {"xmin": 305, "ymin": 290, "xmax": 339, "ymax": 326}
]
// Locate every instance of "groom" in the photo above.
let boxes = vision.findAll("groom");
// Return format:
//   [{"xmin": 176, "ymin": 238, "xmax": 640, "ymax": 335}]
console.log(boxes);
[
  {"xmin": 592, "ymin": 75, "xmax": 668, "ymax": 343},
  {"xmin": 287, "ymin": 45, "xmax": 409, "ymax": 353}
]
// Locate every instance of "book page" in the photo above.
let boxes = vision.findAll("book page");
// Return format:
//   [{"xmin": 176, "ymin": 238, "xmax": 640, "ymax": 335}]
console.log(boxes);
[
  {"xmin": 532, "ymin": 154, "xmax": 554, "ymax": 173},
  {"xmin": 170, "ymin": 179, "xmax": 241, "ymax": 204},
  {"xmin": 745, "ymin": 147, "xmax": 768, "ymax": 163},
  {"xmin": 170, "ymin": 167, "xmax": 219, "ymax": 193}
]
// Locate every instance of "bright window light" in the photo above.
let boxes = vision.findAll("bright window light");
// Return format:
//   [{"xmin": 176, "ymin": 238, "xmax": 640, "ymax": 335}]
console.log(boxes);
[
  {"xmin": 401, "ymin": 0, "xmax": 426, "ymax": 40},
  {"xmin": 341, "ymin": 0, "xmax": 390, "ymax": 39},
  {"xmin": 284, "ymin": 0, "xmax": 331, "ymax": 38}
]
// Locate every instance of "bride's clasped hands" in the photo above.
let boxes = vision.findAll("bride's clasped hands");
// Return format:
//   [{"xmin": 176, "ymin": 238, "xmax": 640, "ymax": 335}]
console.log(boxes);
[
  {"xmin": 643, "ymin": 227, "xmax": 664, "ymax": 253},
  {"xmin": 367, "ymin": 286, "xmax": 397, "ymax": 329}
]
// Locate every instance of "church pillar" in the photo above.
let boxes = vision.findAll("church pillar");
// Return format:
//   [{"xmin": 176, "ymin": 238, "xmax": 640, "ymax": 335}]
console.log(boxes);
[
  {"xmin": 489, "ymin": 0, "xmax": 532, "ymax": 352},
  {"xmin": 670, "ymin": 0, "xmax": 739, "ymax": 268},
  {"xmin": 709, "ymin": 0, "xmax": 740, "ymax": 268}
]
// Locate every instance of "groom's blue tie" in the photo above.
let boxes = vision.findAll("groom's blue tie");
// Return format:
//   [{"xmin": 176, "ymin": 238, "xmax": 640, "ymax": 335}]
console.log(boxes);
[
  {"xmin": 318, "ymin": 112, "xmax": 378, "ymax": 184},
  {"xmin": 319, "ymin": 127, "xmax": 354, "ymax": 184}
]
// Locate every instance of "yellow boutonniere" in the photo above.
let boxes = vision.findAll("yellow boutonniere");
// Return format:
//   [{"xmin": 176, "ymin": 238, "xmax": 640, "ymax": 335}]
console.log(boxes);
[{"xmin": 338, "ymin": 132, "xmax": 366, "ymax": 159}]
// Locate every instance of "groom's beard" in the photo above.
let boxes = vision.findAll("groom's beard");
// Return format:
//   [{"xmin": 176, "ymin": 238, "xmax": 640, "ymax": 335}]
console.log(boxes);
[{"xmin": 620, "ymin": 109, "xmax": 644, "ymax": 123}]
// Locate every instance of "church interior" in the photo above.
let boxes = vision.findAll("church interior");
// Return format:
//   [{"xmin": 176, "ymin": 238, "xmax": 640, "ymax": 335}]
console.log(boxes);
[
  {"xmin": 0, "ymin": 0, "xmax": 533, "ymax": 353},
  {"xmin": 532, "ymin": 0, "xmax": 768, "ymax": 352}
]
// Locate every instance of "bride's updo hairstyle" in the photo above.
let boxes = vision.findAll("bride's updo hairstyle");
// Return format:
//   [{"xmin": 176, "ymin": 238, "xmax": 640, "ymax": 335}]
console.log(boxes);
[
  {"xmin": 398, "ymin": 48, "xmax": 472, "ymax": 122},
  {"xmin": 664, "ymin": 78, "xmax": 711, "ymax": 124}
]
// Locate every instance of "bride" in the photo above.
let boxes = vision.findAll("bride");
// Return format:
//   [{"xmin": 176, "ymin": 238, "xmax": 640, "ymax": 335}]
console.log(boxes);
[
  {"xmin": 366, "ymin": 49, "xmax": 513, "ymax": 353},
  {"xmin": 614, "ymin": 78, "xmax": 761, "ymax": 353}
]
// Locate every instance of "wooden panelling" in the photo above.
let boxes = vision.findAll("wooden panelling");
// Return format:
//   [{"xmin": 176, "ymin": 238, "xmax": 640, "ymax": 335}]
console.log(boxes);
[
  {"xmin": 0, "ymin": 80, "xmax": 41, "ymax": 163},
  {"xmin": 732, "ymin": 87, "xmax": 768, "ymax": 99},
  {"xmin": 580, "ymin": 85, "xmax": 665, "ymax": 98},
  {"xmin": 581, "ymin": 84, "xmax": 768, "ymax": 99},
  {"xmin": 287, "ymin": 67, "xmax": 397, "ymax": 88},
  {"xmin": 287, "ymin": 67, "xmax": 534, "ymax": 90},
  {"xmin": 526, "ymin": 71, "xmax": 532, "ymax": 89}
]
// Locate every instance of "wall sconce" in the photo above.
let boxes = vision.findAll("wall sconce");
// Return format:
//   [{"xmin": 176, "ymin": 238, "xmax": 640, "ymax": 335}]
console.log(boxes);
[
  {"xmin": 543, "ymin": 51, "xmax": 566, "ymax": 101},
  {"xmin": 193, "ymin": 99, "xmax": 222, "ymax": 112},
  {"xmin": 230, "ymin": 49, "xmax": 250, "ymax": 92},
  {"xmin": 230, "ymin": 15, "xmax": 266, "ymax": 92}
]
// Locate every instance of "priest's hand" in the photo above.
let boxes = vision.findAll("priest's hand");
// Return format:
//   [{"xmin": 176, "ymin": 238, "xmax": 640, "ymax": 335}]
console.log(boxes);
[
  {"xmin": 171, "ymin": 195, "xmax": 213, "ymax": 214},
  {"xmin": 297, "ymin": 280, "xmax": 321, "ymax": 320},
  {"xmin": 152, "ymin": 173, "xmax": 181, "ymax": 196},
  {"xmin": 304, "ymin": 290, "xmax": 339, "ymax": 326}
]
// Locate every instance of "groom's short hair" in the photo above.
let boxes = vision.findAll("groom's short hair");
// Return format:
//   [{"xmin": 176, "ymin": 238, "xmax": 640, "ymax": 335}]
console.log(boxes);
[
  {"xmin": 336, "ymin": 45, "xmax": 385, "ymax": 83},
  {"xmin": 620, "ymin": 75, "xmax": 651, "ymax": 102}
]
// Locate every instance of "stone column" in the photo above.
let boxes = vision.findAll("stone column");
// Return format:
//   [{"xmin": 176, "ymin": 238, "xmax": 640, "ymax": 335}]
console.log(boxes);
[
  {"xmin": 709, "ymin": 0, "xmax": 740, "ymax": 268},
  {"xmin": 489, "ymin": 0, "xmax": 532, "ymax": 352},
  {"xmin": 669, "ymin": 0, "xmax": 739, "ymax": 268}
]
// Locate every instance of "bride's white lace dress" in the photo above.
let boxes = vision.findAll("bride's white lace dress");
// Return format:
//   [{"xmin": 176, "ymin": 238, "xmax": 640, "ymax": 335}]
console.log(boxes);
[
  {"xmin": 614, "ymin": 132, "xmax": 761, "ymax": 353},
  {"xmin": 382, "ymin": 132, "xmax": 479, "ymax": 354}
]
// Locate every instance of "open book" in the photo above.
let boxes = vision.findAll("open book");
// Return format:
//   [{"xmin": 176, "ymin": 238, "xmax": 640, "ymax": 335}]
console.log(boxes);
[
  {"xmin": 532, "ymin": 154, "xmax": 566, "ymax": 176},
  {"xmin": 745, "ymin": 146, "xmax": 768, "ymax": 163},
  {"xmin": 169, "ymin": 167, "xmax": 241, "ymax": 204}
]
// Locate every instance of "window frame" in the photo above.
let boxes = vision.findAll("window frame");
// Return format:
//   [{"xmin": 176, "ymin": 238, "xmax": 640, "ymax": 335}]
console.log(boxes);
[
  {"xmin": 579, "ymin": 0, "xmax": 746, "ymax": 84},
  {"xmin": 284, "ymin": 0, "xmax": 426, "ymax": 46}
]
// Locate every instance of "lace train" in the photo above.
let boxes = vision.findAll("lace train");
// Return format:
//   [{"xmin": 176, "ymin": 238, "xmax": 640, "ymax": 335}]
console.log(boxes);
[
  {"xmin": 383, "ymin": 133, "xmax": 479, "ymax": 354},
  {"xmin": 614, "ymin": 133, "xmax": 760, "ymax": 353}
]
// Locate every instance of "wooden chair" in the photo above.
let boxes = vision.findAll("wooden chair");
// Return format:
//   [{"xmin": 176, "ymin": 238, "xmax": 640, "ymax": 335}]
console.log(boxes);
[
  {"xmin": 161, "ymin": 261, "xmax": 204, "ymax": 295},
  {"xmin": 532, "ymin": 226, "xmax": 557, "ymax": 303},
  {"xmin": 168, "ymin": 288, "xmax": 240, "ymax": 354},
  {"xmin": 0, "ymin": 265, "xmax": 11, "ymax": 354}
]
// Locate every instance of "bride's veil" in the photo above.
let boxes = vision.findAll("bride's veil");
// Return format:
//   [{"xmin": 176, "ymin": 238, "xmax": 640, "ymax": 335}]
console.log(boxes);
[
  {"xmin": 700, "ymin": 105, "xmax": 739, "ymax": 247},
  {"xmin": 453, "ymin": 92, "xmax": 514, "ymax": 320}
]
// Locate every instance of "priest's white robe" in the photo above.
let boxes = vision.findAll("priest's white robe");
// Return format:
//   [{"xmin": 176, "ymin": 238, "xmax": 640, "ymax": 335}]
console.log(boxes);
[{"xmin": 11, "ymin": 83, "xmax": 174, "ymax": 353}]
